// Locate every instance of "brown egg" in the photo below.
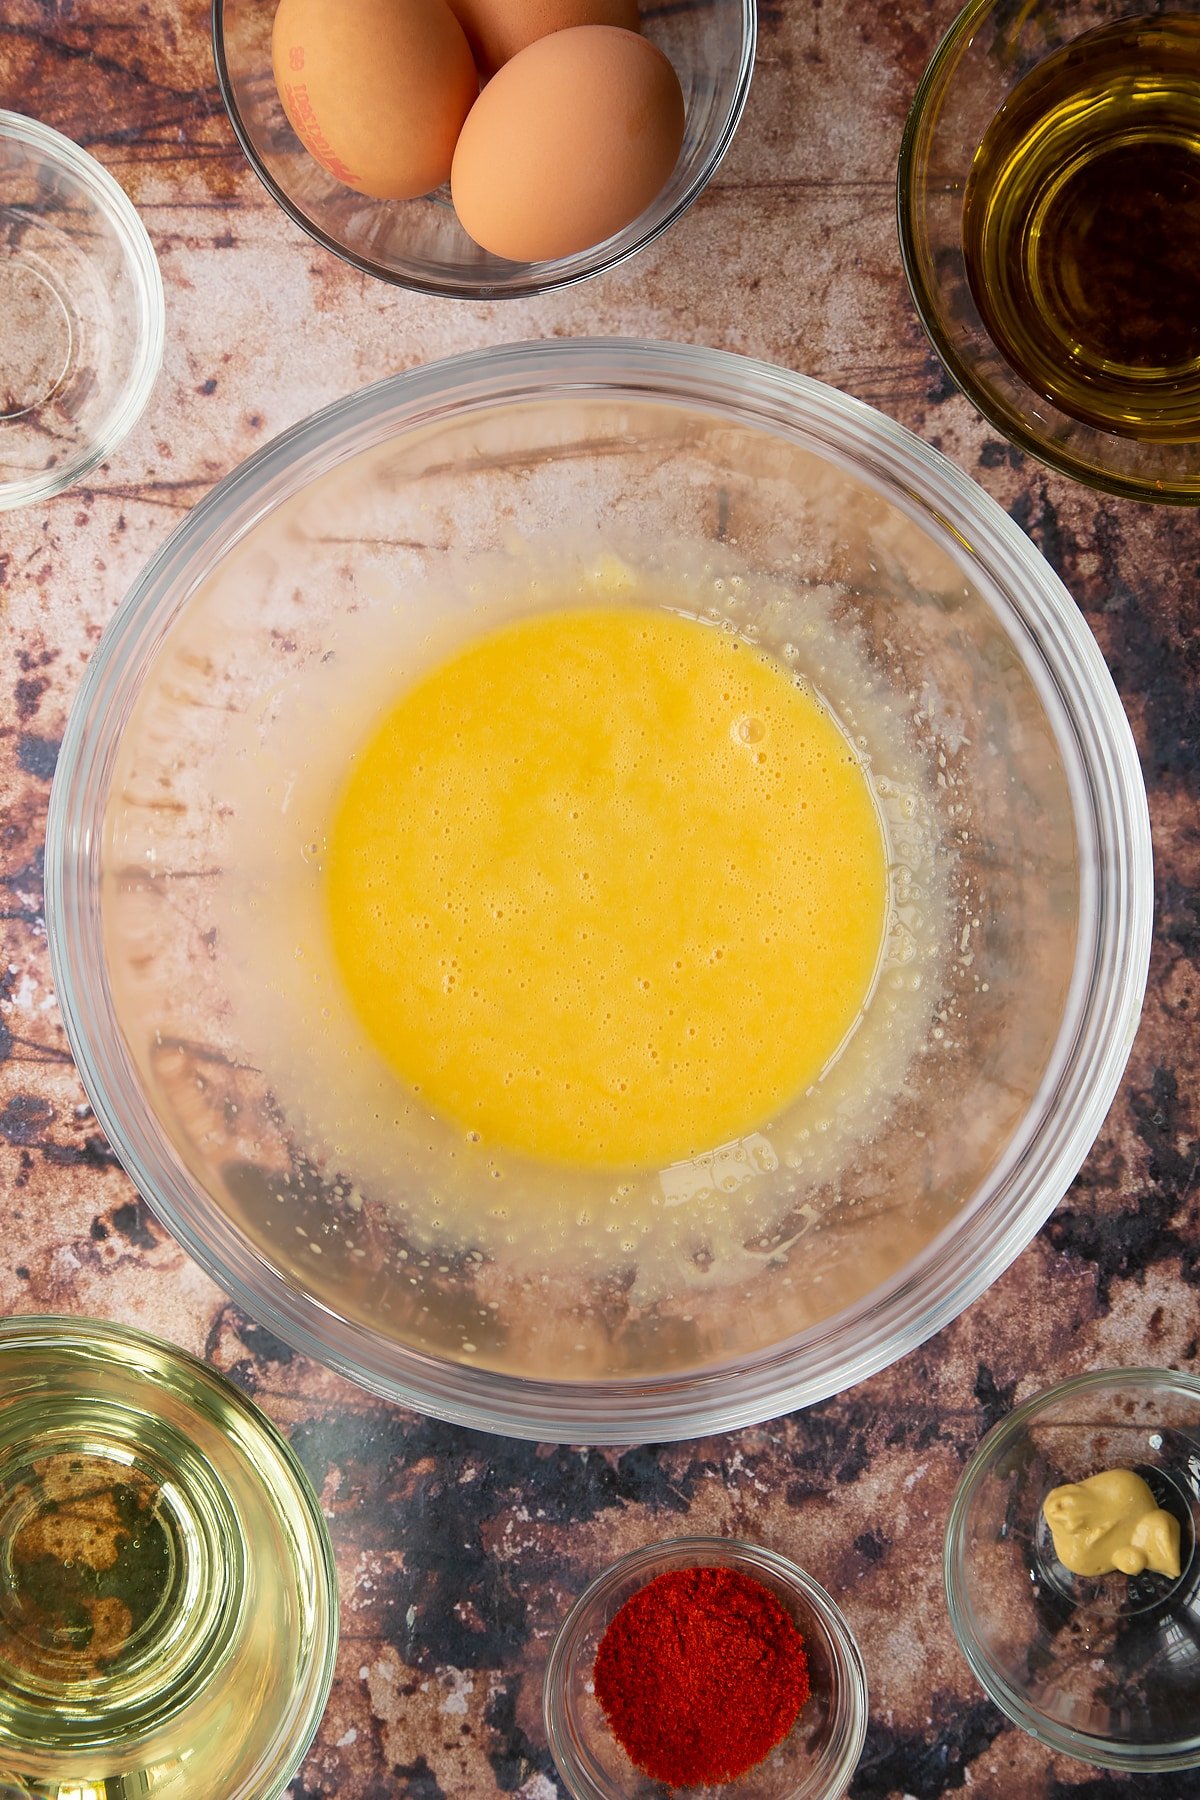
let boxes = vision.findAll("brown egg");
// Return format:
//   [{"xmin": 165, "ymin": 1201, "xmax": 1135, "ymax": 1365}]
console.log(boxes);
[
  {"xmin": 450, "ymin": 26, "xmax": 685, "ymax": 262},
  {"xmin": 272, "ymin": 0, "xmax": 478, "ymax": 201},
  {"xmin": 446, "ymin": 0, "xmax": 640, "ymax": 75}
]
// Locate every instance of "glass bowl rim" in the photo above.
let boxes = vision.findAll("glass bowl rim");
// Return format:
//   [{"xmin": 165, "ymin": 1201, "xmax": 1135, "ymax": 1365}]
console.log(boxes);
[
  {"xmin": 44, "ymin": 337, "xmax": 1153, "ymax": 1442},
  {"xmin": 895, "ymin": 0, "xmax": 1200, "ymax": 506},
  {"xmin": 0, "ymin": 109, "xmax": 165, "ymax": 513},
  {"xmin": 210, "ymin": 0, "xmax": 757, "ymax": 299},
  {"xmin": 543, "ymin": 1534, "xmax": 869, "ymax": 1800},
  {"xmin": 0, "ymin": 1310, "xmax": 341, "ymax": 1800},
  {"xmin": 944, "ymin": 1365, "xmax": 1200, "ymax": 1772}
]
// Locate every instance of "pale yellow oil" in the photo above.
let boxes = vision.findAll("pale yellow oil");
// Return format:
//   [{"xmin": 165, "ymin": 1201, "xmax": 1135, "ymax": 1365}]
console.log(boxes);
[{"xmin": 0, "ymin": 1321, "xmax": 336, "ymax": 1800}]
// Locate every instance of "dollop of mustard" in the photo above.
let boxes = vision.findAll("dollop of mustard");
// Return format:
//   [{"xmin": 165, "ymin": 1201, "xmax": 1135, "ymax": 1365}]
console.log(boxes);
[{"xmin": 1043, "ymin": 1469, "xmax": 1182, "ymax": 1579}]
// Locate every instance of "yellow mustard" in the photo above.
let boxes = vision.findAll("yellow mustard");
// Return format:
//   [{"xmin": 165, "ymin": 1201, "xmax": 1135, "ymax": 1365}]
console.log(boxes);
[{"xmin": 1043, "ymin": 1469, "xmax": 1182, "ymax": 1579}]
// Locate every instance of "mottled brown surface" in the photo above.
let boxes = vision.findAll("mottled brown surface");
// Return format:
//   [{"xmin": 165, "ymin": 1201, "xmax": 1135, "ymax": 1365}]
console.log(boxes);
[{"xmin": 2, "ymin": 2, "xmax": 1199, "ymax": 1797}]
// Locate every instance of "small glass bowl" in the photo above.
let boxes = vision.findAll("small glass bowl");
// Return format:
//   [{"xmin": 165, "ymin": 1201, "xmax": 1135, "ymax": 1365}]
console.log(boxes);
[
  {"xmin": 945, "ymin": 1368, "xmax": 1200, "ymax": 1773},
  {"xmin": 0, "ymin": 112, "xmax": 164, "ymax": 511},
  {"xmin": 897, "ymin": 0, "xmax": 1200, "ymax": 503},
  {"xmin": 212, "ymin": 0, "xmax": 755, "ymax": 298},
  {"xmin": 544, "ymin": 1538, "xmax": 868, "ymax": 1799}
]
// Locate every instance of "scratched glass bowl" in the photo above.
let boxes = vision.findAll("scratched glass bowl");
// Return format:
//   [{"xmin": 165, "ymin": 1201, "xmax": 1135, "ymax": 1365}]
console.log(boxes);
[
  {"xmin": 0, "ymin": 110, "xmax": 163, "ymax": 511},
  {"xmin": 212, "ymin": 0, "xmax": 755, "ymax": 298},
  {"xmin": 544, "ymin": 1538, "xmax": 868, "ymax": 1800},
  {"xmin": 46, "ymin": 339, "xmax": 1152, "ymax": 1442},
  {"xmin": 945, "ymin": 1369, "xmax": 1200, "ymax": 1772}
]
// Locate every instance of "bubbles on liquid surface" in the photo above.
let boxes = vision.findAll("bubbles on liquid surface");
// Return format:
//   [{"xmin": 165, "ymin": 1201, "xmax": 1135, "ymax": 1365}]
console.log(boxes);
[{"xmin": 209, "ymin": 538, "xmax": 951, "ymax": 1337}]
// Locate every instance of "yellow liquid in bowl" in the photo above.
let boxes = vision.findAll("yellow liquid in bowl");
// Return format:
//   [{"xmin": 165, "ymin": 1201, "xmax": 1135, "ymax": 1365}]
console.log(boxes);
[{"xmin": 327, "ymin": 605, "xmax": 887, "ymax": 1168}]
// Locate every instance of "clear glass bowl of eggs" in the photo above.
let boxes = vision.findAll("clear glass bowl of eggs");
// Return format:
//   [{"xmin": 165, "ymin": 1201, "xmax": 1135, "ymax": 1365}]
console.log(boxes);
[
  {"xmin": 46, "ymin": 339, "xmax": 1151, "ymax": 1442},
  {"xmin": 212, "ymin": 0, "xmax": 754, "ymax": 295}
]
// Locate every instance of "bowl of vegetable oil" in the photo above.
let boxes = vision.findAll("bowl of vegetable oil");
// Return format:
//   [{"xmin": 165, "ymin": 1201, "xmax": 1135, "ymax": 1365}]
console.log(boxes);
[
  {"xmin": 0, "ymin": 1316, "xmax": 338, "ymax": 1800},
  {"xmin": 899, "ymin": 0, "xmax": 1200, "ymax": 502}
]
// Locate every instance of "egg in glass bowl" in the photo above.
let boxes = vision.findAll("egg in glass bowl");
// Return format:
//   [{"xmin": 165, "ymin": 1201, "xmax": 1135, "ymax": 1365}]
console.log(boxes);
[
  {"xmin": 46, "ymin": 341, "xmax": 1151, "ymax": 1442},
  {"xmin": 212, "ymin": 0, "xmax": 754, "ymax": 296}
]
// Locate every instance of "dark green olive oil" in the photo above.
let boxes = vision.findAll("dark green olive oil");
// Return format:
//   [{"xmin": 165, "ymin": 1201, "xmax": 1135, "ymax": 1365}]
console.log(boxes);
[{"xmin": 963, "ymin": 14, "xmax": 1200, "ymax": 442}]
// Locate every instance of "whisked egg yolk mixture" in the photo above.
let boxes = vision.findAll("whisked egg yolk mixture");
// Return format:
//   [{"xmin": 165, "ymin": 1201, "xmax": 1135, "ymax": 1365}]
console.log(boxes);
[{"xmin": 326, "ymin": 605, "xmax": 887, "ymax": 1168}]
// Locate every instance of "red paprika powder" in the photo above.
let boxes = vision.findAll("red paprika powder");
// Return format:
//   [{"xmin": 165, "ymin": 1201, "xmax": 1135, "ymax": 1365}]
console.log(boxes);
[{"xmin": 592, "ymin": 1564, "xmax": 811, "ymax": 1787}]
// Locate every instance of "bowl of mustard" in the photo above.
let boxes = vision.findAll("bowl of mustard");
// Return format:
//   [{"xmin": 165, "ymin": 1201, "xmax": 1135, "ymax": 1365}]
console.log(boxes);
[{"xmin": 946, "ymin": 1368, "xmax": 1200, "ymax": 1771}]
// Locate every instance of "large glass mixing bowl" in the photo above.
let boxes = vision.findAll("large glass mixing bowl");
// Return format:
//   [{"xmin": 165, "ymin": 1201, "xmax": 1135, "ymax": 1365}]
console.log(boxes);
[{"xmin": 46, "ymin": 341, "xmax": 1152, "ymax": 1443}]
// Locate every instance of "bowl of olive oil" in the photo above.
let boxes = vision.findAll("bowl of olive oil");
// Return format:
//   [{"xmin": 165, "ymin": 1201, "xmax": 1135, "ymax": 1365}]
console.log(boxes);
[
  {"xmin": 0, "ymin": 1316, "xmax": 338, "ymax": 1800},
  {"xmin": 899, "ymin": 0, "xmax": 1200, "ymax": 502}
]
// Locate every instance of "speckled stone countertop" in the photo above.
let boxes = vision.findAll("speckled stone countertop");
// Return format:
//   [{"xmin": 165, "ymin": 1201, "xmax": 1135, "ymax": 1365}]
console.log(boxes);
[{"xmin": 2, "ymin": 3, "xmax": 1199, "ymax": 1796}]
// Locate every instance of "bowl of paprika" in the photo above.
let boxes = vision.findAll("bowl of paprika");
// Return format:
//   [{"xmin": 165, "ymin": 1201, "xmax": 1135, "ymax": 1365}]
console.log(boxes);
[{"xmin": 544, "ymin": 1537, "xmax": 868, "ymax": 1799}]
